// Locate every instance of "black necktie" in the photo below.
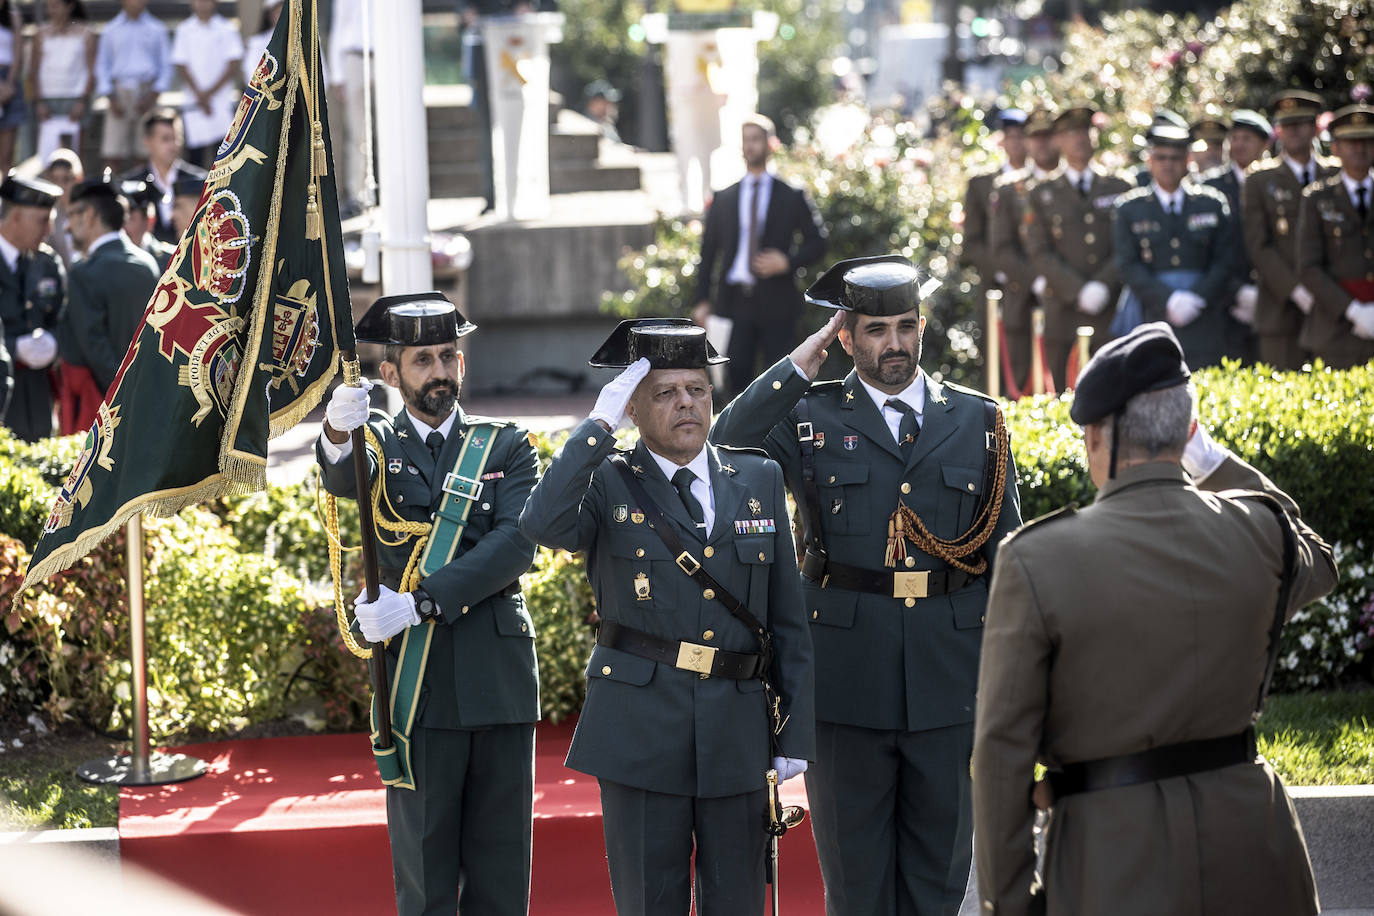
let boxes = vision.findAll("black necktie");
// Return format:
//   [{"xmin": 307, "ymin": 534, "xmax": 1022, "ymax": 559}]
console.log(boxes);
[
  {"xmin": 14, "ymin": 252, "xmax": 28, "ymax": 290},
  {"xmin": 1300, "ymin": 167, "xmax": 1311, "ymax": 188},
  {"xmin": 885, "ymin": 398, "xmax": 920, "ymax": 457},
  {"xmin": 1077, "ymin": 175, "xmax": 1088, "ymax": 197},
  {"xmin": 426, "ymin": 430, "xmax": 444, "ymax": 463},
  {"xmin": 1357, "ymin": 186, "xmax": 1369, "ymax": 221},
  {"xmin": 746, "ymin": 177, "xmax": 761, "ymax": 280},
  {"xmin": 671, "ymin": 467, "xmax": 706, "ymax": 529}
]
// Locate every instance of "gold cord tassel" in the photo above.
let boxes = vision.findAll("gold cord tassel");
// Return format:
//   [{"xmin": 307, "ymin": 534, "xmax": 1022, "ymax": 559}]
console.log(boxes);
[
  {"xmin": 885, "ymin": 513, "xmax": 898, "ymax": 568},
  {"xmin": 305, "ymin": 181, "xmax": 321, "ymax": 239},
  {"xmin": 312, "ymin": 120, "xmax": 327, "ymax": 177}
]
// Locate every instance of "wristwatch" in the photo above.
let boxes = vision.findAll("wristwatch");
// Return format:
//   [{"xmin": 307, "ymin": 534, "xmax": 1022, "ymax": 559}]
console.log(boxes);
[{"xmin": 412, "ymin": 585, "xmax": 445, "ymax": 624}]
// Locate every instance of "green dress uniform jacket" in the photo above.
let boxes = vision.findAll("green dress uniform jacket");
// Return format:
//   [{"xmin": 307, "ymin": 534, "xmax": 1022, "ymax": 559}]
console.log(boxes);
[
  {"xmin": 1113, "ymin": 183, "xmax": 1237, "ymax": 369},
  {"xmin": 0, "ymin": 333, "xmax": 11, "ymax": 422},
  {"xmin": 1243, "ymin": 158, "xmax": 1338, "ymax": 369},
  {"xmin": 63, "ymin": 235, "xmax": 161, "ymax": 391},
  {"xmin": 1021, "ymin": 166, "xmax": 1133, "ymax": 375},
  {"xmin": 518, "ymin": 419, "xmax": 816, "ymax": 797},
  {"xmin": 961, "ymin": 168, "xmax": 999, "ymax": 291},
  {"xmin": 973, "ymin": 455, "xmax": 1337, "ymax": 916},
  {"xmin": 141, "ymin": 234, "xmax": 176, "ymax": 274},
  {"xmin": 1201, "ymin": 164, "xmax": 1257, "ymax": 363},
  {"xmin": 1296, "ymin": 174, "xmax": 1374, "ymax": 369},
  {"xmin": 986, "ymin": 167, "xmax": 1041, "ymax": 385},
  {"xmin": 0, "ymin": 243, "xmax": 66, "ymax": 442}
]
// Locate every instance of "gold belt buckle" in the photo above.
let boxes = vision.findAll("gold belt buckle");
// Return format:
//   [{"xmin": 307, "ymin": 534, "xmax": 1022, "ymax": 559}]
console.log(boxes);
[
  {"xmin": 675, "ymin": 641, "xmax": 717, "ymax": 676},
  {"xmin": 892, "ymin": 571, "xmax": 929, "ymax": 599},
  {"xmin": 676, "ymin": 551, "xmax": 701, "ymax": 575}
]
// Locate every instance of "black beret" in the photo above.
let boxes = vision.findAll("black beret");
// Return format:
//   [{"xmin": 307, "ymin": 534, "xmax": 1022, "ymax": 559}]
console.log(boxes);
[
  {"xmin": 805, "ymin": 255, "xmax": 940, "ymax": 316},
  {"xmin": 1070, "ymin": 321, "xmax": 1191, "ymax": 425},
  {"xmin": 354, "ymin": 291, "xmax": 475, "ymax": 346},
  {"xmin": 0, "ymin": 175, "xmax": 62, "ymax": 208},
  {"xmin": 589, "ymin": 318, "xmax": 726, "ymax": 369}
]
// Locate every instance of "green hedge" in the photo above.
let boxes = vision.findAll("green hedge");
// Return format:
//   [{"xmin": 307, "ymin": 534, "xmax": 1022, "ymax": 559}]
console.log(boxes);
[{"xmin": 1, "ymin": 362, "xmax": 1370, "ymax": 734}]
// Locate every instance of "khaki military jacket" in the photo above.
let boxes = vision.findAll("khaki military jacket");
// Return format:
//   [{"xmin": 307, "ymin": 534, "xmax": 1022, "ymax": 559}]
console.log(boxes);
[
  {"xmin": 973, "ymin": 456, "xmax": 1337, "ymax": 916},
  {"xmin": 1296, "ymin": 172, "xmax": 1374, "ymax": 367},
  {"xmin": 1243, "ymin": 157, "xmax": 1339, "ymax": 336},
  {"xmin": 1022, "ymin": 165, "xmax": 1133, "ymax": 342},
  {"xmin": 519, "ymin": 420, "xmax": 816, "ymax": 797},
  {"xmin": 987, "ymin": 167, "xmax": 1042, "ymax": 332},
  {"xmin": 961, "ymin": 168, "xmax": 1000, "ymax": 284}
]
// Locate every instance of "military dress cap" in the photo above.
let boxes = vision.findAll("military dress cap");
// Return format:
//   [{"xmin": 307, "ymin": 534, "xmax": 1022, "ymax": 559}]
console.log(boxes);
[
  {"xmin": 589, "ymin": 318, "xmax": 726, "ymax": 369},
  {"xmin": 1052, "ymin": 106, "xmax": 1096, "ymax": 132},
  {"xmin": 121, "ymin": 178, "xmax": 160, "ymax": 209},
  {"xmin": 1329, "ymin": 104, "xmax": 1374, "ymax": 140},
  {"xmin": 1069, "ymin": 321, "xmax": 1191, "ymax": 426},
  {"xmin": 172, "ymin": 176, "xmax": 205, "ymax": 199},
  {"xmin": 69, "ymin": 176, "xmax": 122, "ymax": 204},
  {"xmin": 1025, "ymin": 107, "xmax": 1056, "ymax": 136},
  {"xmin": 804, "ymin": 255, "xmax": 940, "ymax": 315},
  {"xmin": 0, "ymin": 175, "xmax": 62, "ymax": 208},
  {"xmin": 996, "ymin": 107, "xmax": 1027, "ymax": 129},
  {"xmin": 1146, "ymin": 122, "xmax": 1192, "ymax": 148},
  {"xmin": 1269, "ymin": 90, "xmax": 1323, "ymax": 125},
  {"xmin": 1191, "ymin": 117, "xmax": 1229, "ymax": 142},
  {"xmin": 354, "ymin": 290, "xmax": 476, "ymax": 346},
  {"xmin": 584, "ymin": 79, "xmax": 621, "ymax": 103},
  {"xmin": 1229, "ymin": 109, "xmax": 1272, "ymax": 139}
]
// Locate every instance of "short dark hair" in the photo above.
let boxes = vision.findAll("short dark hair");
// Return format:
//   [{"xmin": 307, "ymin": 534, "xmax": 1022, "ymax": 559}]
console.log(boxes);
[
  {"xmin": 383, "ymin": 344, "xmax": 403, "ymax": 367},
  {"xmin": 142, "ymin": 107, "xmax": 181, "ymax": 136},
  {"xmin": 84, "ymin": 191, "xmax": 128, "ymax": 232}
]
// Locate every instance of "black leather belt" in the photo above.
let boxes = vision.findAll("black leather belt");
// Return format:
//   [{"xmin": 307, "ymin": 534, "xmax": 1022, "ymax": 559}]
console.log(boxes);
[
  {"xmin": 799, "ymin": 553, "xmax": 975, "ymax": 600},
  {"xmin": 597, "ymin": 620, "xmax": 765, "ymax": 680},
  {"xmin": 1048, "ymin": 728, "xmax": 1257, "ymax": 798}
]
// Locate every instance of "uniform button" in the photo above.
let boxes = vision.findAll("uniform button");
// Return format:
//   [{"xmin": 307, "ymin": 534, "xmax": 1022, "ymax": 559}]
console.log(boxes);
[
  {"xmin": 1084, "ymin": 213, "xmax": 1094, "ymax": 225},
  {"xmin": 396, "ymin": 493, "xmax": 404, "ymax": 503},
  {"xmin": 520, "ymin": 622, "xmax": 528, "ymax": 632},
  {"xmin": 981, "ymin": 615, "xmax": 986, "ymax": 623},
  {"xmin": 772, "ymin": 380, "xmax": 783, "ymax": 390},
  {"xmin": 1087, "ymin": 254, "xmax": 1097, "ymax": 265},
  {"xmin": 904, "ymin": 597, "xmax": 916, "ymax": 608},
  {"xmin": 1171, "ymin": 256, "xmax": 1181, "ymax": 266},
  {"xmin": 967, "ymin": 482, "xmax": 975, "ymax": 492},
  {"xmin": 703, "ymin": 588, "xmax": 715, "ymax": 601},
  {"xmin": 636, "ymin": 548, "xmax": 645, "ymax": 557},
  {"xmin": 703, "ymin": 630, "xmax": 715, "ymax": 640},
  {"xmin": 1084, "ymin": 232, "xmax": 1095, "ymax": 244},
  {"xmin": 1171, "ymin": 238, "xmax": 1181, "ymax": 248},
  {"xmin": 900, "ymin": 482, "xmax": 911, "ymax": 494},
  {"xmin": 481, "ymin": 502, "xmax": 491, "ymax": 511},
  {"xmin": 811, "ymin": 610, "xmax": 818, "ymax": 619},
  {"xmin": 586, "ymin": 435, "xmax": 598, "ymax": 446},
  {"xmin": 602, "ymin": 665, "xmax": 612, "ymax": 676},
  {"xmin": 703, "ymin": 546, "xmax": 714, "ymax": 558},
  {"xmin": 904, "ymin": 556, "xmax": 915, "ymax": 568},
  {"xmin": 829, "ymin": 475, "xmax": 836, "ymax": 484},
  {"xmin": 758, "ymin": 552, "xmax": 767, "ymax": 562}
]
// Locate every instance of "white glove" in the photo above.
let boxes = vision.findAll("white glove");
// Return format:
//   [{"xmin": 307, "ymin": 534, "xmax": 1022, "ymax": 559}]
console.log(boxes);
[
  {"xmin": 353, "ymin": 584, "xmax": 420, "ymax": 643},
  {"xmin": 1166, "ymin": 290, "xmax": 1205, "ymax": 327},
  {"xmin": 590, "ymin": 357, "xmax": 651, "ymax": 429},
  {"xmin": 1230, "ymin": 284, "xmax": 1258, "ymax": 325},
  {"xmin": 15, "ymin": 329, "xmax": 57, "ymax": 368},
  {"xmin": 1346, "ymin": 302, "xmax": 1374, "ymax": 340},
  {"xmin": 1290, "ymin": 284, "xmax": 1315, "ymax": 314},
  {"xmin": 771, "ymin": 756, "xmax": 808, "ymax": 782},
  {"xmin": 325, "ymin": 377, "xmax": 373, "ymax": 434},
  {"xmin": 1076, "ymin": 281, "xmax": 1111, "ymax": 315},
  {"xmin": 994, "ymin": 270, "xmax": 1008, "ymax": 285},
  {"xmin": 1181, "ymin": 423, "xmax": 1228, "ymax": 482},
  {"xmin": 1031, "ymin": 275, "xmax": 1048, "ymax": 298}
]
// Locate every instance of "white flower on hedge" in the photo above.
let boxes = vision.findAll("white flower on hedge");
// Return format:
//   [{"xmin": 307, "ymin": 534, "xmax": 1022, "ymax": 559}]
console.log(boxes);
[
  {"xmin": 1299, "ymin": 633, "xmax": 1315, "ymax": 650},
  {"xmin": 1284, "ymin": 651, "xmax": 1299, "ymax": 669}
]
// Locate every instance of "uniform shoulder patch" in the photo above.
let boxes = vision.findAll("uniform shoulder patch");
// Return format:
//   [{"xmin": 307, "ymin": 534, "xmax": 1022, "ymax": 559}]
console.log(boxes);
[{"xmin": 1006, "ymin": 503, "xmax": 1077, "ymax": 543}]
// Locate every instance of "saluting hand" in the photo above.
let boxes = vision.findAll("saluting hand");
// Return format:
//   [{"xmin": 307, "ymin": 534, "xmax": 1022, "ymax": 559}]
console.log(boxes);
[{"xmin": 788, "ymin": 311, "xmax": 844, "ymax": 380}]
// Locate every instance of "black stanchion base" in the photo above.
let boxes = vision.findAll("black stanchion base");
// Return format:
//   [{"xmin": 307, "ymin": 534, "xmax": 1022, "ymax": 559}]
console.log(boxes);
[{"xmin": 76, "ymin": 752, "xmax": 208, "ymax": 786}]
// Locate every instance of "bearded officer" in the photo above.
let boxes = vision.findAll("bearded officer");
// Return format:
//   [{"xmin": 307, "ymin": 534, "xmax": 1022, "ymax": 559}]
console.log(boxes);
[
  {"xmin": 712, "ymin": 256, "xmax": 1022, "ymax": 916},
  {"xmin": 519, "ymin": 320, "xmax": 814, "ymax": 916},
  {"xmin": 0, "ymin": 176, "xmax": 67, "ymax": 442},
  {"xmin": 973, "ymin": 321, "xmax": 1336, "ymax": 916},
  {"xmin": 318, "ymin": 291, "xmax": 540, "ymax": 916}
]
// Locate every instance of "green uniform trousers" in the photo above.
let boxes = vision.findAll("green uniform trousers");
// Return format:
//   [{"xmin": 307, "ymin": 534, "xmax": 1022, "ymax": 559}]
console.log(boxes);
[
  {"xmin": 387, "ymin": 723, "xmax": 535, "ymax": 916},
  {"xmin": 599, "ymin": 780, "xmax": 768, "ymax": 916},
  {"xmin": 806, "ymin": 721, "xmax": 974, "ymax": 916}
]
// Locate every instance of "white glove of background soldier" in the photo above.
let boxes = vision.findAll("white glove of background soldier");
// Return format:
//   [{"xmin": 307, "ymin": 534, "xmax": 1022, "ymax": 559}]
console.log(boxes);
[
  {"xmin": 1166, "ymin": 290, "xmax": 1205, "ymax": 327},
  {"xmin": 1076, "ymin": 281, "xmax": 1111, "ymax": 315},
  {"xmin": 590, "ymin": 357, "xmax": 651, "ymax": 430},
  {"xmin": 325, "ymin": 378, "xmax": 373, "ymax": 433},
  {"xmin": 1230, "ymin": 284, "xmax": 1258, "ymax": 325},
  {"xmin": 15, "ymin": 329, "xmax": 58, "ymax": 368},
  {"xmin": 1290, "ymin": 284, "xmax": 1316, "ymax": 315},
  {"xmin": 1346, "ymin": 302, "xmax": 1374, "ymax": 340},
  {"xmin": 353, "ymin": 584, "xmax": 420, "ymax": 643},
  {"xmin": 772, "ymin": 756, "xmax": 808, "ymax": 781}
]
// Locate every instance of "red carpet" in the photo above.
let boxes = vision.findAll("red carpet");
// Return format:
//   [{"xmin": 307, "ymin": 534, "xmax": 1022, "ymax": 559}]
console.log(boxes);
[{"xmin": 120, "ymin": 722, "xmax": 825, "ymax": 914}]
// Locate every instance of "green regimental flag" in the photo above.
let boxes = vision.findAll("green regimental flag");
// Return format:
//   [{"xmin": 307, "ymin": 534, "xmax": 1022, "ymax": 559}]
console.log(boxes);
[{"xmin": 20, "ymin": 0, "xmax": 352, "ymax": 592}]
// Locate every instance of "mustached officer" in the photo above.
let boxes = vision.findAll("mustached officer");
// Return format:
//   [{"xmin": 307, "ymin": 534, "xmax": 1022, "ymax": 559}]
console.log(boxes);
[
  {"xmin": 712, "ymin": 256, "xmax": 1022, "ymax": 916},
  {"xmin": 318, "ymin": 292, "xmax": 540, "ymax": 916},
  {"xmin": 520, "ymin": 320, "xmax": 815, "ymax": 915}
]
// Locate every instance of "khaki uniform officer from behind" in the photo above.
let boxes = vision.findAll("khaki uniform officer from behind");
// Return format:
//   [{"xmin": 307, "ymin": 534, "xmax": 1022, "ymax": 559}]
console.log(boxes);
[
  {"xmin": 1244, "ymin": 90, "xmax": 1337, "ymax": 370},
  {"xmin": 319, "ymin": 292, "xmax": 540, "ymax": 916},
  {"xmin": 712, "ymin": 256, "xmax": 1022, "ymax": 916},
  {"xmin": 0, "ymin": 176, "xmax": 66, "ymax": 442},
  {"xmin": 519, "ymin": 321, "xmax": 815, "ymax": 916},
  {"xmin": 1020, "ymin": 106, "xmax": 1132, "ymax": 387},
  {"xmin": 973, "ymin": 321, "xmax": 1337, "ymax": 916},
  {"xmin": 1114, "ymin": 123, "xmax": 1237, "ymax": 369},
  {"xmin": 1296, "ymin": 104, "xmax": 1374, "ymax": 368}
]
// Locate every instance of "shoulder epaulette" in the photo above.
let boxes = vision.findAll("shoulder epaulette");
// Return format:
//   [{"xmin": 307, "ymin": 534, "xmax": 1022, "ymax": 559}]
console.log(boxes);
[
  {"xmin": 461, "ymin": 415, "xmax": 513, "ymax": 429},
  {"xmin": 1246, "ymin": 157, "xmax": 1283, "ymax": 176},
  {"xmin": 1005, "ymin": 503, "xmax": 1077, "ymax": 543},
  {"xmin": 717, "ymin": 444, "xmax": 770, "ymax": 458},
  {"xmin": 1303, "ymin": 174, "xmax": 1342, "ymax": 197},
  {"xmin": 1116, "ymin": 185, "xmax": 1154, "ymax": 205},
  {"xmin": 1189, "ymin": 183, "xmax": 1230, "ymax": 206},
  {"xmin": 36, "ymin": 242, "xmax": 57, "ymax": 257},
  {"xmin": 943, "ymin": 380, "xmax": 998, "ymax": 404},
  {"xmin": 805, "ymin": 379, "xmax": 845, "ymax": 395},
  {"xmin": 1198, "ymin": 163, "xmax": 1230, "ymax": 185},
  {"xmin": 992, "ymin": 167, "xmax": 1030, "ymax": 190}
]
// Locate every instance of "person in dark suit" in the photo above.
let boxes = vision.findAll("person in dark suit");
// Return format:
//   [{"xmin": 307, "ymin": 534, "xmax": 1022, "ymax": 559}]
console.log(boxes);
[
  {"xmin": 319, "ymin": 292, "xmax": 540, "ymax": 916},
  {"xmin": 520, "ymin": 320, "xmax": 815, "ymax": 916},
  {"xmin": 0, "ymin": 176, "xmax": 66, "ymax": 442},
  {"xmin": 693, "ymin": 114, "xmax": 827, "ymax": 398},
  {"xmin": 58, "ymin": 177, "xmax": 160, "ymax": 435},
  {"xmin": 120, "ymin": 107, "xmax": 207, "ymax": 244},
  {"xmin": 712, "ymin": 256, "xmax": 1022, "ymax": 916}
]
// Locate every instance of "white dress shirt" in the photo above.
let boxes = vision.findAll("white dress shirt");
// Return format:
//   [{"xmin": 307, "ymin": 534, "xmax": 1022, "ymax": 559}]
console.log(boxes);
[
  {"xmin": 1064, "ymin": 165, "xmax": 1092, "ymax": 194},
  {"xmin": 1283, "ymin": 154, "xmax": 1315, "ymax": 186},
  {"xmin": 1153, "ymin": 184, "xmax": 1184, "ymax": 214},
  {"xmin": 727, "ymin": 171, "xmax": 774, "ymax": 287},
  {"xmin": 0, "ymin": 230, "xmax": 19, "ymax": 273},
  {"xmin": 1341, "ymin": 170, "xmax": 1373, "ymax": 212},
  {"xmin": 858, "ymin": 373, "xmax": 926, "ymax": 444},
  {"xmin": 647, "ymin": 445, "xmax": 716, "ymax": 535},
  {"xmin": 319, "ymin": 407, "xmax": 457, "ymax": 464}
]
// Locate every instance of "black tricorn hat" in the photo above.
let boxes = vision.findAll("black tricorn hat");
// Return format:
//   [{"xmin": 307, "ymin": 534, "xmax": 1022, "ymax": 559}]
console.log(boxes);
[
  {"xmin": 0, "ymin": 175, "xmax": 62, "ymax": 208},
  {"xmin": 589, "ymin": 318, "xmax": 727, "ymax": 369},
  {"xmin": 1070, "ymin": 321, "xmax": 1191, "ymax": 426},
  {"xmin": 805, "ymin": 255, "xmax": 940, "ymax": 315},
  {"xmin": 121, "ymin": 178, "xmax": 160, "ymax": 208},
  {"xmin": 355, "ymin": 291, "xmax": 476, "ymax": 346},
  {"xmin": 69, "ymin": 176, "xmax": 122, "ymax": 205}
]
